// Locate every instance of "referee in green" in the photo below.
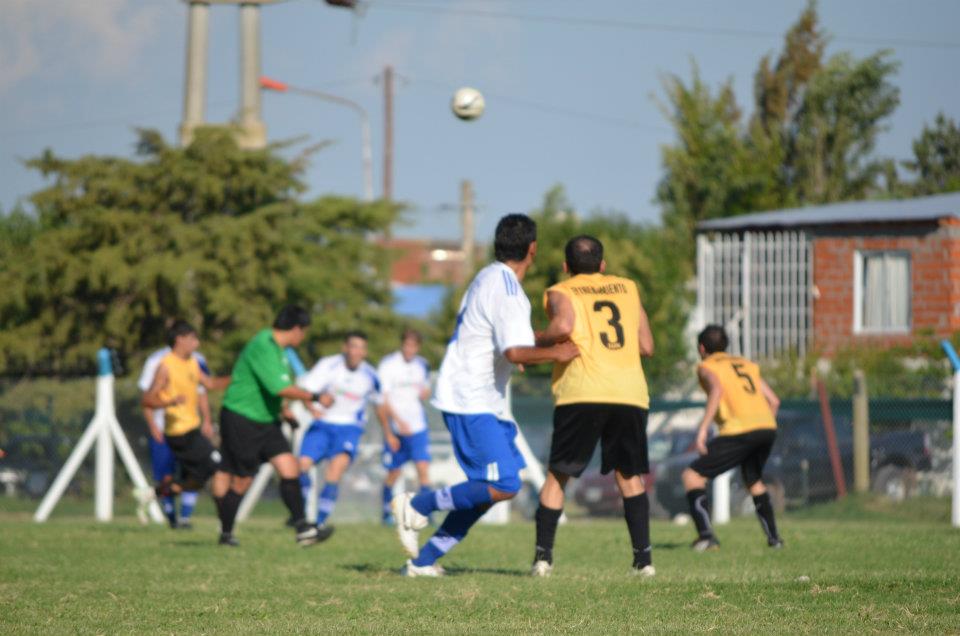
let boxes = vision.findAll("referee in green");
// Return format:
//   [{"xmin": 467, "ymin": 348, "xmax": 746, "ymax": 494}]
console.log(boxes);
[{"xmin": 212, "ymin": 305, "xmax": 330, "ymax": 547}]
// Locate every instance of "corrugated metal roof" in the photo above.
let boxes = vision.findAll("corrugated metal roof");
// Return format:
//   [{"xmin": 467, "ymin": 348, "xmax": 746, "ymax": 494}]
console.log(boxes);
[{"xmin": 696, "ymin": 191, "xmax": 960, "ymax": 232}]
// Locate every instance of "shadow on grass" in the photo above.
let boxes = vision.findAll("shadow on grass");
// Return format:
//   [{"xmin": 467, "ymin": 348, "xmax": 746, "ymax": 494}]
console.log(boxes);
[
  {"xmin": 652, "ymin": 541, "xmax": 688, "ymax": 550},
  {"xmin": 341, "ymin": 563, "xmax": 526, "ymax": 577}
]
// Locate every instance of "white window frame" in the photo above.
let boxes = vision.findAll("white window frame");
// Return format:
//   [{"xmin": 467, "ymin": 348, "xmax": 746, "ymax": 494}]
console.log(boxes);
[{"xmin": 853, "ymin": 250, "xmax": 912, "ymax": 335}]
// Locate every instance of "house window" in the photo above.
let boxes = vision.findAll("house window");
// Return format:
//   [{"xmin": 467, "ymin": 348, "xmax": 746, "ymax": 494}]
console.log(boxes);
[{"xmin": 854, "ymin": 251, "xmax": 911, "ymax": 333}]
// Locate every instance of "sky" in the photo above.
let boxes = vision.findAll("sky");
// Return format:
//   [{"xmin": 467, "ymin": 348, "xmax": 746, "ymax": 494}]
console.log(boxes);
[{"xmin": 1, "ymin": 0, "xmax": 958, "ymax": 241}]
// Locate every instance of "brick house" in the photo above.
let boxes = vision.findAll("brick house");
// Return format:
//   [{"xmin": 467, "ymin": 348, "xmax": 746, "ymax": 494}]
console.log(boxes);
[{"xmin": 695, "ymin": 191, "xmax": 960, "ymax": 357}]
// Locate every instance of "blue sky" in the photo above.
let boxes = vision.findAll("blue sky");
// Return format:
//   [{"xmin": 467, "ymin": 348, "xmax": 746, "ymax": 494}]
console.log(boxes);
[{"xmin": 1, "ymin": 0, "xmax": 958, "ymax": 241}]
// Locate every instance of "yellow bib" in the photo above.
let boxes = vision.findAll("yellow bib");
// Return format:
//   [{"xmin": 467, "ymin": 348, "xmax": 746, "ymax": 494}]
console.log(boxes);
[
  {"xmin": 159, "ymin": 353, "xmax": 202, "ymax": 436},
  {"xmin": 546, "ymin": 273, "xmax": 649, "ymax": 408},
  {"xmin": 699, "ymin": 353, "xmax": 776, "ymax": 436}
]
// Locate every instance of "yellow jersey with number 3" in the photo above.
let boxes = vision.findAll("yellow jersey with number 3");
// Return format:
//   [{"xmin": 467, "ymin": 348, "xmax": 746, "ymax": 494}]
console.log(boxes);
[
  {"xmin": 546, "ymin": 273, "xmax": 649, "ymax": 408},
  {"xmin": 699, "ymin": 352, "xmax": 776, "ymax": 436},
  {"xmin": 158, "ymin": 352, "xmax": 202, "ymax": 436}
]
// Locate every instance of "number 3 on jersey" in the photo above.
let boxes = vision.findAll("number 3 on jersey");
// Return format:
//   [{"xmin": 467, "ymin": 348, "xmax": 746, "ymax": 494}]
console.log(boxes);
[{"xmin": 593, "ymin": 301, "xmax": 625, "ymax": 350}]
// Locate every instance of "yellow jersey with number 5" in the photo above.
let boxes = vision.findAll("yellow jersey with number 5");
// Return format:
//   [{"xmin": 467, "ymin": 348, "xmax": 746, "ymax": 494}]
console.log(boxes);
[
  {"xmin": 699, "ymin": 353, "xmax": 776, "ymax": 436},
  {"xmin": 546, "ymin": 273, "xmax": 649, "ymax": 408}
]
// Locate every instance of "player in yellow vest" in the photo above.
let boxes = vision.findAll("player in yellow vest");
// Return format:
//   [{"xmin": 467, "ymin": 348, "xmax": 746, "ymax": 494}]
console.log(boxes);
[
  {"xmin": 142, "ymin": 321, "xmax": 230, "ymax": 501},
  {"xmin": 531, "ymin": 235, "xmax": 655, "ymax": 577},
  {"xmin": 682, "ymin": 325, "xmax": 783, "ymax": 551}
]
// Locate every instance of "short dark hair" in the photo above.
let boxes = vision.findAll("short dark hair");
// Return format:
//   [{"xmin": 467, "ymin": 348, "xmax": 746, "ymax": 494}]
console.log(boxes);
[
  {"xmin": 344, "ymin": 330, "xmax": 368, "ymax": 343},
  {"xmin": 273, "ymin": 305, "xmax": 311, "ymax": 330},
  {"xmin": 494, "ymin": 214, "xmax": 537, "ymax": 263},
  {"xmin": 401, "ymin": 328, "xmax": 422, "ymax": 344},
  {"xmin": 698, "ymin": 325, "xmax": 729, "ymax": 354},
  {"xmin": 565, "ymin": 235, "xmax": 603, "ymax": 275},
  {"xmin": 166, "ymin": 320, "xmax": 197, "ymax": 348}
]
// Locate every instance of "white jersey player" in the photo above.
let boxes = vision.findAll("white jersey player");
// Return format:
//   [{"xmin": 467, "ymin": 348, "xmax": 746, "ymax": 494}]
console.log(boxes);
[{"xmin": 377, "ymin": 329, "xmax": 432, "ymax": 525}]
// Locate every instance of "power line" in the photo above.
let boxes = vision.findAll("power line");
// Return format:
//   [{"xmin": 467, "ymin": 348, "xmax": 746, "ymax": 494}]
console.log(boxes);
[{"xmin": 370, "ymin": 1, "xmax": 960, "ymax": 51}]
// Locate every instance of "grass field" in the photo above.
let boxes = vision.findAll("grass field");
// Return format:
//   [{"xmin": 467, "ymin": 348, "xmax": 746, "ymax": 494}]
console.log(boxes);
[{"xmin": 2, "ymin": 497, "xmax": 959, "ymax": 634}]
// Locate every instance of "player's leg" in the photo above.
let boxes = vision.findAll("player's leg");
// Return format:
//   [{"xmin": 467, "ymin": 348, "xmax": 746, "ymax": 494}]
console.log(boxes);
[
  {"xmin": 381, "ymin": 434, "xmax": 410, "ymax": 525},
  {"xmin": 297, "ymin": 421, "xmax": 327, "ymax": 508},
  {"xmin": 382, "ymin": 468, "xmax": 402, "ymax": 524},
  {"xmin": 266, "ymin": 424, "xmax": 331, "ymax": 546},
  {"xmin": 178, "ymin": 490, "xmax": 198, "ymax": 528},
  {"xmin": 149, "ymin": 438, "xmax": 179, "ymax": 528},
  {"xmin": 214, "ymin": 409, "xmax": 261, "ymax": 545},
  {"xmin": 532, "ymin": 404, "xmax": 601, "ymax": 574},
  {"xmin": 316, "ymin": 451, "xmax": 352, "ymax": 526},
  {"xmin": 683, "ymin": 434, "xmax": 753, "ymax": 550},
  {"xmin": 402, "ymin": 415, "xmax": 524, "ymax": 574},
  {"xmin": 741, "ymin": 430, "xmax": 782, "ymax": 547},
  {"xmin": 605, "ymin": 406, "xmax": 654, "ymax": 575}
]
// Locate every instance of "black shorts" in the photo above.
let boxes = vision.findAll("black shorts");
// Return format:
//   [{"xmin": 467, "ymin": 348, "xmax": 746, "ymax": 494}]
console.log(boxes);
[
  {"xmin": 165, "ymin": 428, "xmax": 221, "ymax": 488},
  {"xmin": 219, "ymin": 406, "xmax": 292, "ymax": 477},
  {"xmin": 549, "ymin": 403, "xmax": 649, "ymax": 478},
  {"xmin": 689, "ymin": 429, "xmax": 776, "ymax": 486}
]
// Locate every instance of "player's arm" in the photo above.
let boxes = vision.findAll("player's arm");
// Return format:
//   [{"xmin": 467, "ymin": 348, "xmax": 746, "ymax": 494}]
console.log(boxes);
[
  {"xmin": 141, "ymin": 364, "xmax": 183, "ymax": 409},
  {"xmin": 695, "ymin": 366, "xmax": 724, "ymax": 455},
  {"xmin": 759, "ymin": 378, "xmax": 780, "ymax": 417},
  {"xmin": 198, "ymin": 373, "xmax": 231, "ymax": 391},
  {"xmin": 141, "ymin": 405, "xmax": 164, "ymax": 443},
  {"xmin": 198, "ymin": 390, "xmax": 214, "ymax": 439},
  {"xmin": 536, "ymin": 290, "xmax": 575, "ymax": 347},
  {"xmin": 504, "ymin": 342, "xmax": 579, "ymax": 366},
  {"xmin": 637, "ymin": 297, "xmax": 654, "ymax": 357}
]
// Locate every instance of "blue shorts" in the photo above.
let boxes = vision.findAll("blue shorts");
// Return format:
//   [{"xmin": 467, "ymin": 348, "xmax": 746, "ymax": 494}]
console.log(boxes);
[
  {"xmin": 442, "ymin": 412, "xmax": 526, "ymax": 493},
  {"xmin": 382, "ymin": 430, "xmax": 432, "ymax": 470},
  {"xmin": 149, "ymin": 437, "xmax": 176, "ymax": 482},
  {"xmin": 300, "ymin": 422, "xmax": 364, "ymax": 463}
]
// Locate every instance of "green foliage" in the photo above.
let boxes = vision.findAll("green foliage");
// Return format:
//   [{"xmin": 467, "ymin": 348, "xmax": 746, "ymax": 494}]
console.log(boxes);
[
  {"xmin": 657, "ymin": 1, "xmax": 901, "ymax": 248},
  {"xmin": 900, "ymin": 113, "xmax": 960, "ymax": 195},
  {"xmin": 0, "ymin": 128, "xmax": 404, "ymax": 375}
]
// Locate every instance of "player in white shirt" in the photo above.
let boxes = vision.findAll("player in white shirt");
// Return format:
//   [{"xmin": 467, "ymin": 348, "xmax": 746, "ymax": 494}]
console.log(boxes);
[
  {"xmin": 137, "ymin": 345, "xmax": 212, "ymax": 528},
  {"xmin": 298, "ymin": 331, "xmax": 390, "ymax": 529},
  {"xmin": 392, "ymin": 214, "xmax": 579, "ymax": 576},
  {"xmin": 378, "ymin": 329, "xmax": 432, "ymax": 525}
]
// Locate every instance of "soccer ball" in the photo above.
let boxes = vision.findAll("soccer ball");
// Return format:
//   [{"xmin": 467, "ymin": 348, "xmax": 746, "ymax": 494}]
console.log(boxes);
[{"xmin": 451, "ymin": 87, "xmax": 485, "ymax": 121}]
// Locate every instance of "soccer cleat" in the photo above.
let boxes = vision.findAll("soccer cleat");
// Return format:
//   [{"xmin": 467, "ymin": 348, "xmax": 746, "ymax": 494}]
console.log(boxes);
[
  {"xmin": 768, "ymin": 538, "xmax": 784, "ymax": 549},
  {"xmin": 392, "ymin": 492, "xmax": 428, "ymax": 558},
  {"xmin": 295, "ymin": 522, "xmax": 335, "ymax": 547},
  {"xmin": 176, "ymin": 520, "xmax": 193, "ymax": 530},
  {"xmin": 630, "ymin": 564, "xmax": 656, "ymax": 578},
  {"xmin": 218, "ymin": 532, "xmax": 239, "ymax": 547},
  {"xmin": 530, "ymin": 560, "xmax": 553, "ymax": 577},
  {"xmin": 133, "ymin": 487, "xmax": 154, "ymax": 525},
  {"xmin": 401, "ymin": 560, "xmax": 445, "ymax": 578},
  {"xmin": 691, "ymin": 536, "xmax": 721, "ymax": 552}
]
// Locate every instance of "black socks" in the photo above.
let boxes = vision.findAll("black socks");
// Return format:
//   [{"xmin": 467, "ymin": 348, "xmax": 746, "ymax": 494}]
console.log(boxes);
[
  {"xmin": 279, "ymin": 478, "xmax": 306, "ymax": 525},
  {"xmin": 533, "ymin": 505, "xmax": 563, "ymax": 564},
  {"xmin": 686, "ymin": 488, "xmax": 714, "ymax": 539},
  {"xmin": 623, "ymin": 493, "xmax": 652, "ymax": 568},
  {"xmin": 217, "ymin": 489, "xmax": 243, "ymax": 535},
  {"xmin": 753, "ymin": 492, "xmax": 780, "ymax": 543}
]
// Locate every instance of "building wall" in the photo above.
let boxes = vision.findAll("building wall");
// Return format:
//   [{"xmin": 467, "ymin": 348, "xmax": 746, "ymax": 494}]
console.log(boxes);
[{"xmin": 812, "ymin": 219, "xmax": 960, "ymax": 354}]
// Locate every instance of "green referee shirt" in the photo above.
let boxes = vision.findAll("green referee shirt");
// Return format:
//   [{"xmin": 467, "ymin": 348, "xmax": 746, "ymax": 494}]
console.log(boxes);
[{"xmin": 222, "ymin": 329, "xmax": 294, "ymax": 424}]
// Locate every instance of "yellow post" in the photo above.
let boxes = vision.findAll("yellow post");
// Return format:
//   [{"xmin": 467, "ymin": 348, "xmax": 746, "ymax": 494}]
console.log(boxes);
[{"xmin": 852, "ymin": 369, "xmax": 870, "ymax": 493}]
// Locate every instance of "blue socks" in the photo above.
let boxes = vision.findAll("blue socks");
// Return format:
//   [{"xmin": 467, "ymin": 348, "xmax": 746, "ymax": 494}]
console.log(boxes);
[
  {"xmin": 382, "ymin": 485, "xmax": 394, "ymax": 518},
  {"xmin": 411, "ymin": 481, "xmax": 492, "ymax": 516},
  {"xmin": 412, "ymin": 507, "xmax": 486, "ymax": 567},
  {"xmin": 317, "ymin": 482, "xmax": 339, "ymax": 525},
  {"xmin": 180, "ymin": 491, "xmax": 198, "ymax": 520}
]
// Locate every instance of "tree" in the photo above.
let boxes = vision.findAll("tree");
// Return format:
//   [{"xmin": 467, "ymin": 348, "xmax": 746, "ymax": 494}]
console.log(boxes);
[
  {"xmin": 656, "ymin": 1, "xmax": 900, "ymax": 248},
  {"xmin": 902, "ymin": 113, "xmax": 960, "ymax": 195},
  {"xmin": 0, "ymin": 128, "xmax": 403, "ymax": 376}
]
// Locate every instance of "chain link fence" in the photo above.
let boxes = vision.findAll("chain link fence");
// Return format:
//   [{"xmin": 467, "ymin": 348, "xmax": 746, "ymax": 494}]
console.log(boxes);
[{"xmin": 0, "ymin": 363, "xmax": 954, "ymax": 522}]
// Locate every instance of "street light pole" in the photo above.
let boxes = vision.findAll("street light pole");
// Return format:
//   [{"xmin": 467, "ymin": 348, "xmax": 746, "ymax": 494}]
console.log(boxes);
[{"xmin": 260, "ymin": 76, "xmax": 374, "ymax": 202}]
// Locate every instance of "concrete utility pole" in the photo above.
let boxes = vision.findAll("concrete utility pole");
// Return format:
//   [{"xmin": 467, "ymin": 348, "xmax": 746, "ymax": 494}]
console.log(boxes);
[
  {"xmin": 179, "ymin": 0, "xmax": 279, "ymax": 149},
  {"xmin": 852, "ymin": 370, "xmax": 870, "ymax": 493},
  {"xmin": 382, "ymin": 65, "xmax": 394, "ymax": 200},
  {"xmin": 237, "ymin": 2, "xmax": 267, "ymax": 149},
  {"xmin": 179, "ymin": 1, "xmax": 210, "ymax": 146},
  {"xmin": 460, "ymin": 180, "xmax": 475, "ymax": 276}
]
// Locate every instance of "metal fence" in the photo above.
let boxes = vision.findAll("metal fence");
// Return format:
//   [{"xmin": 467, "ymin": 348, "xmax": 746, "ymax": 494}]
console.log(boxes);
[{"xmin": 0, "ymin": 367, "xmax": 953, "ymax": 522}]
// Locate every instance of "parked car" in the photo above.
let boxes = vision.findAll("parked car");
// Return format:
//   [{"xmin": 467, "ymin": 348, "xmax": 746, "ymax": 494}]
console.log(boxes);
[
  {"xmin": 572, "ymin": 428, "xmax": 696, "ymax": 518},
  {"xmin": 654, "ymin": 411, "xmax": 932, "ymax": 517}
]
